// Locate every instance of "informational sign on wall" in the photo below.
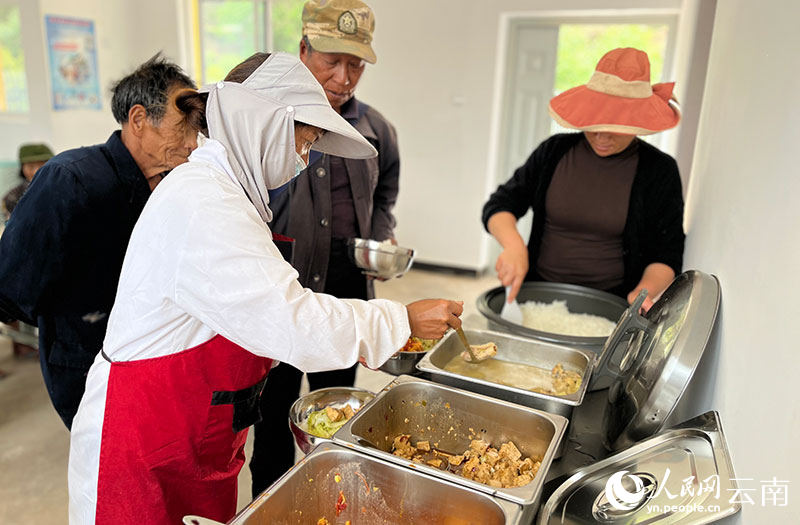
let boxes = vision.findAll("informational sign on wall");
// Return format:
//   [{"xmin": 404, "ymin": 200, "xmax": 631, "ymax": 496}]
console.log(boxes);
[{"xmin": 45, "ymin": 15, "xmax": 101, "ymax": 110}]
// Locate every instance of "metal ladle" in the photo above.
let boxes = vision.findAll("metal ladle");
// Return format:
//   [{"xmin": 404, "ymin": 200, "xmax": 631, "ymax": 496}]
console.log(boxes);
[{"xmin": 455, "ymin": 327, "xmax": 492, "ymax": 363}]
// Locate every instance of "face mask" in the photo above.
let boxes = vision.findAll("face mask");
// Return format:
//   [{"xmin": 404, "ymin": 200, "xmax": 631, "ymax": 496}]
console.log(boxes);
[{"xmin": 295, "ymin": 152, "xmax": 307, "ymax": 177}]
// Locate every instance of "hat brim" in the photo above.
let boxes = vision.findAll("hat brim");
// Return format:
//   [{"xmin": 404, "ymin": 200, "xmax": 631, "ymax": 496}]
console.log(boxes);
[
  {"xmin": 217, "ymin": 53, "xmax": 378, "ymax": 160},
  {"xmin": 294, "ymin": 101, "xmax": 377, "ymax": 159},
  {"xmin": 307, "ymin": 34, "xmax": 377, "ymax": 64},
  {"xmin": 549, "ymin": 85, "xmax": 680, "ymax": 136}
]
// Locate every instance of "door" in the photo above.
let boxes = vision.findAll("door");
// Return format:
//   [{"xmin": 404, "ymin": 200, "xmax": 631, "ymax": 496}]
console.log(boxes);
[{"xmin": 488, "ymin": 23, "xmax": 559, "ymax": 270}]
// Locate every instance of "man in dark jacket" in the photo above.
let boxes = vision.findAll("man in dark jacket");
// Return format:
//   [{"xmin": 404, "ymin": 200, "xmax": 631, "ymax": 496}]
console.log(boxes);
[
  {"xmin": 250, "ymin": 0, "xmax": 401, "ymax": 495},
  {"xmin": 0, "ymin": 54, "xmax": 197, "ymax": 429}
]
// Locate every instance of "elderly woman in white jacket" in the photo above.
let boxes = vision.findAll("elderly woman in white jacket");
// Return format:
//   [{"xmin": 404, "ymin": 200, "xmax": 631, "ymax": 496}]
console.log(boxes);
[{"xmin": 68, "ymin": 52, "xmax": 462, "ymax": 525}]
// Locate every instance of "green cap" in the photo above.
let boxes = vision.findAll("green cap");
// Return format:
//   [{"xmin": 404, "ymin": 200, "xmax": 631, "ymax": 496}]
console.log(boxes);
[
  {"xmin": 19, "ymin": 143, "xmax": 54, "ymax": 164},
  {"xmin": 302, "ymin": 0, "xmax": 377, "ymax": 64}
]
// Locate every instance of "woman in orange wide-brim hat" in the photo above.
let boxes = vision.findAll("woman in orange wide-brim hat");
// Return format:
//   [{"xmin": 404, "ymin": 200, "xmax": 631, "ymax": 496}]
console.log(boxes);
[{"xmin": 483, "ymin": 47, "xmax": 685, "ymax": 313}]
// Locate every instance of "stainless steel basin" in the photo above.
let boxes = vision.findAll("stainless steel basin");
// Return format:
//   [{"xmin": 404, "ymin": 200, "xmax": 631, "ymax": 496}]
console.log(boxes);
[
  {"xmin": 335, "ymin": 375, "xmax": 567, "ymax": 514},
  {"xmin": 230, "ymin": 442, "xmax": 523, "ymax": 524},
  {"xmin": 288, "ymin": 387, "xmax": 375, "ymax": 455},
  {"xmin": 378, "ymin": 347, "xmax": 429, "ymax": 376},
  {"xmin": 348, "ymin": 237, "xmax": 415, "ymax": 280},
  {"xmin": 416, "ymin": 329, "xmax": 594, "ymax": 419}
]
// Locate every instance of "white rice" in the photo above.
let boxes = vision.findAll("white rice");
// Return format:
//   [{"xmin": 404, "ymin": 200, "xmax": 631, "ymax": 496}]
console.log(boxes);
[{"xmin": 520, "ymin": 299, "xmax": 616, "ymax": 337}]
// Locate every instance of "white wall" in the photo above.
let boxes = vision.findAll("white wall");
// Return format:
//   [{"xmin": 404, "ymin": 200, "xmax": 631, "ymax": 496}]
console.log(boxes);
[
  {"xmin": 678, "ymin": 0, "xmax": 800, "ymax": 521},
  {"xmin": 666, "ymin": 0, "xmax": 715, "ymax": 192},
  {"xmin": 357, "ymin": 0, "xmax": 701, "ymax": 271},
  {"xmin": 0, "ymin": 0, "xmax": 183, "ymax": 167}
]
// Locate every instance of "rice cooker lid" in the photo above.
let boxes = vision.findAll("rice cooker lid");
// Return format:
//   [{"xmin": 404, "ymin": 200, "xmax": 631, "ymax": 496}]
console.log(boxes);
[
  {"xmin": 601, "ymin": 270, "xmax": 721, "ymax": 451},
  {"xmin": 538, "ymin": 411, "xmax": 740, "ymax": 524}
]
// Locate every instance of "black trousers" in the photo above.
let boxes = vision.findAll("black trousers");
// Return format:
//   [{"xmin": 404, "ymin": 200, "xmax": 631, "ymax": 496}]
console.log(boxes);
[{"xmin": 249, "ymin": 240, "xmax": 367, "ymax": 497}]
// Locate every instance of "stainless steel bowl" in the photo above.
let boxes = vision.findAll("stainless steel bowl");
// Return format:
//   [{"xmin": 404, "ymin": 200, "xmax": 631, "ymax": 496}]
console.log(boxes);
[
  {"xmin": 378, "ymin": 349, "xmax": 428, "ymax": 375},
  {"xmin": 288, "ymin": 387, "xmax": 375, "ymax": 455},
  {"xmin": 377, "ymin": 337, "xmax": 442, "ymax": 376},
  {"xmin": 347, "ymin": 237, "xmax": 415, "ymax": 280}
]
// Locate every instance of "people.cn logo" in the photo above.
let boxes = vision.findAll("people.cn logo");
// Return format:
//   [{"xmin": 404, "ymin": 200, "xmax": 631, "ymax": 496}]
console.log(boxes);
[{"xmin": 605, "ymin": 471, "xmax": 650, "ymax": 511}]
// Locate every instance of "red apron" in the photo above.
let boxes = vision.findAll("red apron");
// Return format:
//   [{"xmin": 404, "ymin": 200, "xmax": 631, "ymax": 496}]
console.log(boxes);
[{"xmin": 94, "ymin": 335, "xmax": 272, "ymax": 524}]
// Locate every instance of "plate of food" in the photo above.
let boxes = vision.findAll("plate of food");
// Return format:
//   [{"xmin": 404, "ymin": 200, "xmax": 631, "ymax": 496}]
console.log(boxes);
[{"xmin": 289, "ymin": 387, "xmax": 375, "ymax": 454}]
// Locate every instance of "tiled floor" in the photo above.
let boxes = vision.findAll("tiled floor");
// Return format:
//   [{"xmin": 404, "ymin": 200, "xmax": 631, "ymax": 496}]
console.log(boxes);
[{"xmin": 0, "ymin": 267, "xmax": 498, "ymax": 524}]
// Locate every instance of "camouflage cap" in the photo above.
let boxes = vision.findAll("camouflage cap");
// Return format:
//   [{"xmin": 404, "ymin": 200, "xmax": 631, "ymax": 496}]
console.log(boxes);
[
  {"xmin": 18, "ymin": 143, "xmax": 54, "ymax": 164},
  {"xmin": 302, "ymin": 0, "xmax": 377, "ymax": 64}
]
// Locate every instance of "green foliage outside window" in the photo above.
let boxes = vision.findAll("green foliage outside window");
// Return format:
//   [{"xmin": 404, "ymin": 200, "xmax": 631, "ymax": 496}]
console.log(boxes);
[
  {"xmin": 199, "ymin": 0, "xmax": 304, "ymax": 85},
  {"xmin": 0, "ymin": 7, "xmax": 30, "ymax": 113},
  {"xmin": 270, "ymin": 0, "xmax": 304, "ymax": 54},
  {"xmin": 555, "ymin": 24, "xmax": 669, "ymax": 94},
  {"xmin": 200, "ymin": 1, "xmax": 265, "ymax": 85}
]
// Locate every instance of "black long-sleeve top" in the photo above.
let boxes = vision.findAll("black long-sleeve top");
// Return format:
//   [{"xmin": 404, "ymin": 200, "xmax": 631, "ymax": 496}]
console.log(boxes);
[{"xmin": 482, "ymin": 133, "xmax": 685, "ymax": 294}]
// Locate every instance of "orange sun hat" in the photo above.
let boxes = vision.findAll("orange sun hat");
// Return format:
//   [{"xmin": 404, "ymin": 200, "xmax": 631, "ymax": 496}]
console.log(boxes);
[{"xmin": 548, "ymin": 47, "xmax": 681, "ymax": 136}]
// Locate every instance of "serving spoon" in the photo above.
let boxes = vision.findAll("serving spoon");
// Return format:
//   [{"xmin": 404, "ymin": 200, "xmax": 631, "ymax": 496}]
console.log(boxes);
[
  {"xmin": 455, "ymin": 327, "xmax": 497, "ymax": 363},
  {"xmin": 500, "ymin": 285, "xmax": 524, "ymax": 324}
]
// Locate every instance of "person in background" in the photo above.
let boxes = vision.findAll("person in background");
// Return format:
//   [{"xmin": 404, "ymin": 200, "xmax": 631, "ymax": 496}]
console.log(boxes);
[
  {"xmin": 250, "ymin": 0, "xmax": 400, "ymax": 496},
  {"xmin": 68, "ymin": 51, "xmax": 462, "ymax": 525},
  {"xmin": 0, "ymin": 54, "xmax": 197, "ymax": 429},
  {"xmin": 483, "ymin": 47, "xmax": 685, "ymax": 313},
  {"xmin": 0, "ymin": 143, "xmax": 54, "ymax": 365},
  {"xmin": 2, "ymin": 143, "xmax": 54, "ymax": 219}
]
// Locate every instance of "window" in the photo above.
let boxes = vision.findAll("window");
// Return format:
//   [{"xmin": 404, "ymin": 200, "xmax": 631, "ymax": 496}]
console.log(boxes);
[
  {"xmin": 194, "ymin": 0, "xmax": 306, "ymax": 86},
  {"xmin": 0, "ymin": 6, "xmax": 29, "ymax": 113}
]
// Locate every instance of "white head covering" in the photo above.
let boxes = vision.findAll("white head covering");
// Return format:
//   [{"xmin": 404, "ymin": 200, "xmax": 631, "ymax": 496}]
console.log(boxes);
[{"xmin": 202, "ymin": 52, "xmax": 377, "ymax": 223}]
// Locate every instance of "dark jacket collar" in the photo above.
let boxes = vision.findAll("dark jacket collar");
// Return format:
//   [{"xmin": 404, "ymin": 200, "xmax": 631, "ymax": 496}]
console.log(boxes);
[
  {"xmin": 339, "ymin": 96, "xmax": 359, "ymax": 123},
  {"xmin": 105, "ymin": 130, "xmax": 151, "ymax": 203},
  {"xmin": 339, "ymin": 96, "xmax": 370, "ymax": 124}
]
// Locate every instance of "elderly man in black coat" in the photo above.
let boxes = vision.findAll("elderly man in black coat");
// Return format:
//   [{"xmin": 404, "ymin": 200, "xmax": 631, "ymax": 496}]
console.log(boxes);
[{"xmin": 0, "ymin": 54, "xmax": 197, "ymax": 429}]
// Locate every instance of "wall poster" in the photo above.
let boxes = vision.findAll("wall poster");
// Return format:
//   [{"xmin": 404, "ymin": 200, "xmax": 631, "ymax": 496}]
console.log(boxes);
[{"xmin": 45, "ymin": 15, "xmax": 101, "ymax": 110}]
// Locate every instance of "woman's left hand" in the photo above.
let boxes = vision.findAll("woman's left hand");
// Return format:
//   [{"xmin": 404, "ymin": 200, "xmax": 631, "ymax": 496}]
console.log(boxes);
[
  {"xmin": 627, "ymin": 287, "xmax": 654, "ymax": 313},
  {"xmin": 628, "ymin": 263, "xmax": 676, "ymax": 313}
]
